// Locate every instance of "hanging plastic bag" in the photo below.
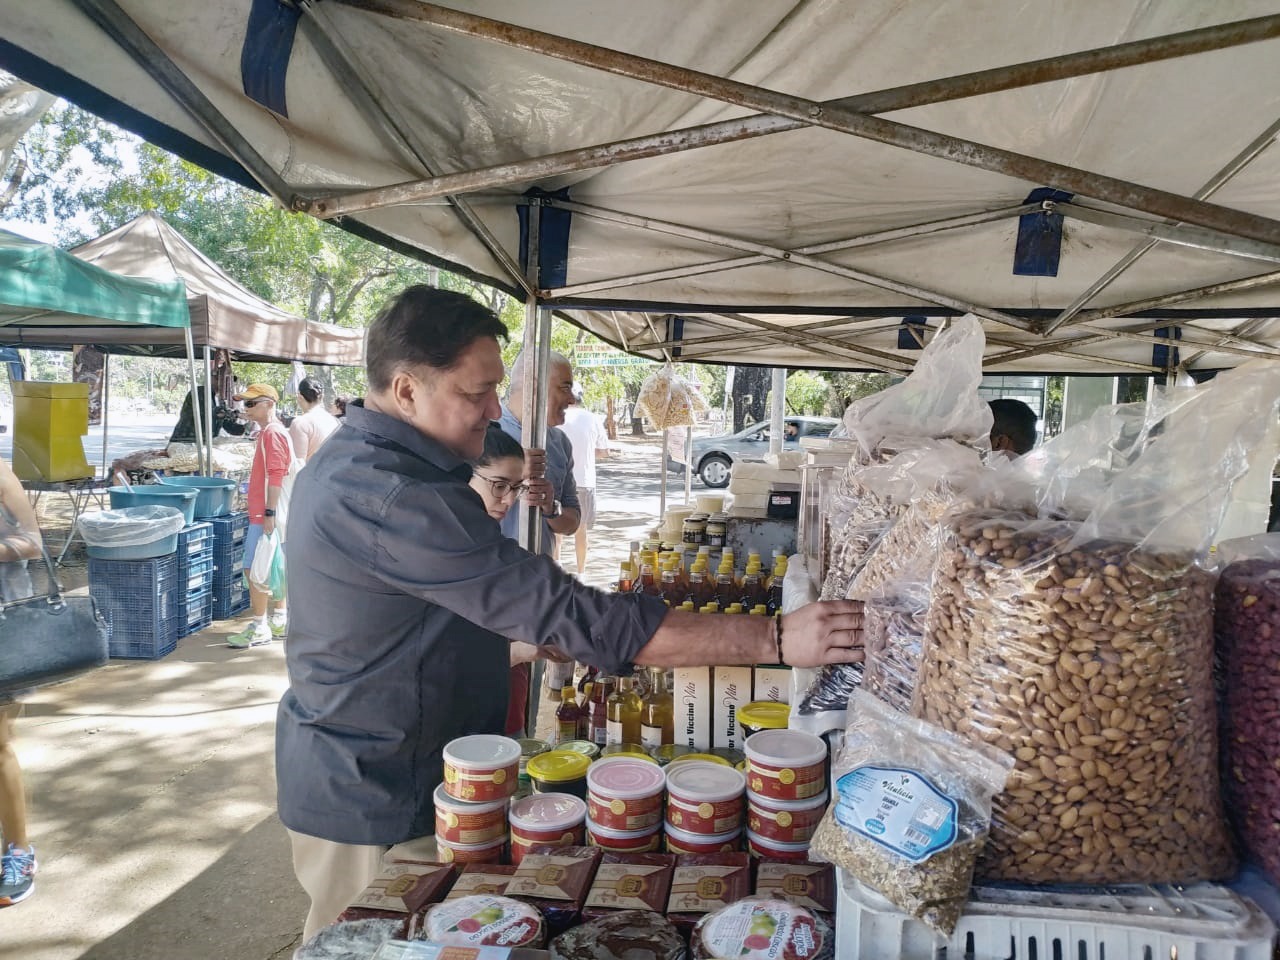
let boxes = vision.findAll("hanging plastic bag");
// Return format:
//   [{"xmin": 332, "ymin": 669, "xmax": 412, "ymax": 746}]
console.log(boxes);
[
  {"xmin": 860, "ymin": 583, "xmax": 930, "ymax": 715},
  {"xmin": 1214, "ymin": 532, "xmax": 1280, "ymax": 885},
  {"xmin": 637, "ymin": 363, "xmax": 705, "ymax": 430},
  {"xmin": 809, "ymin": 691, "xmax": 1012, "ymax": 935},
  {"xmin": 249, "ymin": 529, "xmax": 280, "ymax": 591},
  {"xmin": 269, "ymin": 540, "xmax": 288, "ymax": 602}
]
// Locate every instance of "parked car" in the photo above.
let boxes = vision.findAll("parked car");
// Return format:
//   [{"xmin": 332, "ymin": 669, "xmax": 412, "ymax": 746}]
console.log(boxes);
[{"xmin": 668, "ymin": 416, "xmax": 839, "ymax": 488}]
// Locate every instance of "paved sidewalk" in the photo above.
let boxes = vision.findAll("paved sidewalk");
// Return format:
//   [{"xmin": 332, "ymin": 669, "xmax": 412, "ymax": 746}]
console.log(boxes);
[{"xmin": 7, "ymin": 436, "xmax": 667, "ymax": 958}]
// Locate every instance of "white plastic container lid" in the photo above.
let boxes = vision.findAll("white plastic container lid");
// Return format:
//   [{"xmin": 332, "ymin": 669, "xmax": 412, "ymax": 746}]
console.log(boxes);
[
  {"xmin": 433, "ymin": 782, "xmax": 509, "ymax": 816},
  {"xmin": 587, "ymin": 756, "xmax": 666, "ymax": 800},
  {"xmin": 666, "ymin": 822, "xmax": 742, "ymax": 845},
  {"xmin": 748, "ymin": 789, "xmax": 830, "ymax": 812},
  {"xmin": 437, "ymin": 834, "xmax": 507, "ymax": 851},
  {"xmin": 444, "ymin": 735, "xmax": 521, "ymax": 770},
  {"xmin": 509, "ymin": 792, "xmax": 587, "ymax": 832},
  {"xmin": 744, "ymin": 729, "xmax": 827, "ymax": 768},
  {"xmin": 746, "ymin": 829, "xmax": 810, "ymax": 853},
  {"xmin": 665, "ymin": 760, "xmax": 747, "ymax": 803},
  {"xmin": 586, "ymin": 818, "xmax": 662, "ymax": 840}
]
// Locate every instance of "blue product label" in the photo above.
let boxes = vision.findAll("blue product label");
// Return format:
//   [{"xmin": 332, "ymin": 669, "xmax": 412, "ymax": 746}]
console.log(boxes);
[{"xmin": 834, "ymin": 765, "xmax": 958, "ymax": 864}]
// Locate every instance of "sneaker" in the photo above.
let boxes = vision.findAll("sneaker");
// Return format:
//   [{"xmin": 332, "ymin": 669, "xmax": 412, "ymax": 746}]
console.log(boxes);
[
  {"xmin": 269, "ymin": 616, "xmax": 288, "ymax": 639},
  {"xmin": 227, "ymin": 622, "xmax": 272, "ymax": 649},
  {"xmin": 0, "ymin": 844, "xmax": 36, "ymax": 907}
]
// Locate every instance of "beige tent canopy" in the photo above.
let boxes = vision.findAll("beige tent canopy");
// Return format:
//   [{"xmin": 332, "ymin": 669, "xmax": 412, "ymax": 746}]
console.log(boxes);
[{"xmin": 3, "ymin": 213, "xmax": 364, "ymax": 367}]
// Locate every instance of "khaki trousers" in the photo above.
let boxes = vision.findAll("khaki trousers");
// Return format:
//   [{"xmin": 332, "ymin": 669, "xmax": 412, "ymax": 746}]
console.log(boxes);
[{"xmin": 288, "ymin": 828, "xmax": 438, "ymax": 945}]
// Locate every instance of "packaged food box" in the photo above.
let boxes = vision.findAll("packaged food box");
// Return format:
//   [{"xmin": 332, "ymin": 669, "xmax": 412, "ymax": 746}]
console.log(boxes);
[
  {"xmin": 581, "ymin": 852, "xmax": 675, "ymax": 921},
  {"xmin": 373, "ymin": 945, "xmax": 550, "ymax": 960},
  {"xmin": 690, "ymin": 898, "xmax": 832, "ymax": 960},
  {"xmin": 752, "ymin": 861, "xmax": 834, "ymax": 917},
  {"xmin": 336, "ymin": 861, "xmax": 457, "ymax": 937},
  {"xmin": 446, "ymin": 864, "xmax": 519, "ymax": 900},
  {"xmin": 674, "ymin": 667, "xmax": 712, "ymax": 750},
  {"xmin": 667, "ymin": 852, "xmax": 752, "ymax": 936},
  {"xmin": 507, "ymin": 845, "xmax": 603, "ymax": 937}
]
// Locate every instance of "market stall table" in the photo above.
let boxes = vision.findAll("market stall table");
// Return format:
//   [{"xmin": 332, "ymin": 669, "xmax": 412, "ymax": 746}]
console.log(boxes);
[{"xmin": 23, "ymin": 476, "xmax": 111, "ymax": 564}]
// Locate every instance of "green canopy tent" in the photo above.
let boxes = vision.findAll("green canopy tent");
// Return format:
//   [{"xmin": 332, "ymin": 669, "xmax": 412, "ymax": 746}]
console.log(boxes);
[{"xmin": 0, "ymin": 227, "xmax": 197, "ymax": 475}]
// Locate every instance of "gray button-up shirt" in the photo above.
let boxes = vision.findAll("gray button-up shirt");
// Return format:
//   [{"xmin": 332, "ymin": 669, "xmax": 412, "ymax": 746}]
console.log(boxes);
[
  {"xmin": 276, "ymin": 402, "xmax": 666, "ymax": 845},
  {"xmin": 498, "ymin": 404, "xmax": 578, "ymax": 558}
]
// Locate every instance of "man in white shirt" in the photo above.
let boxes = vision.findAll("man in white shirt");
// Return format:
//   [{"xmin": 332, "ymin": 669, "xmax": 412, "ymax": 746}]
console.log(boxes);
[
  {"xmin": 290, "ymin": 378, "xmax": 340, "ymax": 461},
  {"xmin": 556, "ymin": 391, "xmax": 611, "ymax": 576}
]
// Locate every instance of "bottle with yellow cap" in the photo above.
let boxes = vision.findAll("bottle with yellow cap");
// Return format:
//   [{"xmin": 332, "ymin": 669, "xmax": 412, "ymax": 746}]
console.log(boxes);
[
  {"xmin": 640, "ymin": 666, "xmax": 674, "ymax": 748},
  {"xmin": 740, "ymin": 562, "xmax": 765, "ymax": 611},
  {"xmin": 715, "ymin": 561, "xmax": 738, "ymax": 608}
]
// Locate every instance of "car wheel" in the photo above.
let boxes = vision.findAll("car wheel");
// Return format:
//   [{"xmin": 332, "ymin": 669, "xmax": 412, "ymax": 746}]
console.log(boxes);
[{"xmin": 699, "ymin": 454, "xmax": 732, "ymax": 488}]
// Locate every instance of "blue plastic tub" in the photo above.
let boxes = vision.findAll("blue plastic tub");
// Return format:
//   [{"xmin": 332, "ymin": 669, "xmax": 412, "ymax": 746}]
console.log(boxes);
[
  {"xmin": 108, "ymin": 485, "xmax": 198, "ymax": 525},
  {"xmin": 159, "ymin": 476, "xmax": 237, "ymax": 519}
]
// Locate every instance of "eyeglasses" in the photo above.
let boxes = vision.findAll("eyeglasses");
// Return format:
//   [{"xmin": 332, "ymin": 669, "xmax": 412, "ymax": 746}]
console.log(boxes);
[
  {"xmin": 474, "ymin": 473, "xmax": 529, "ymax": 501},
  {"xmin": 242, "ymin": 398, "xmax": 272, "ymax": 408}
]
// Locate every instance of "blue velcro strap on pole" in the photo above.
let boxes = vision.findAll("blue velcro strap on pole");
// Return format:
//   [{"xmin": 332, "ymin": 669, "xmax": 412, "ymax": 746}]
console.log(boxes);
[
  {"xmin": 1013, "ymin": 188, "xmax": 1073, "ymax": 277},
  {"xmin": 1153, "ymin": 326, "xmax": 1182, "ymax": 370},
  {"xmin": 671, "ymin": 315, "xmax": 685, "ymax": 359},
  {"xmin": 518, "ymin": 187, "xmax": 573, "ymax": 288},
  {"xmin": 241, "ymin": 0, "xmax": 302, "ymax": 117},
  {"xmin": 897, "ymin": 315, "xmax": 929, "ymax": 350}
]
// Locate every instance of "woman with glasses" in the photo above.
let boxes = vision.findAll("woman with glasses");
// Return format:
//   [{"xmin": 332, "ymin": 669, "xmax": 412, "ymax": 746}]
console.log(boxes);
[
  {"xmin": 470, "ymin": 424, "xmax": 570, "ymax": 735},
  {"xmin": 468, "ymin": 424, "xmax": 527, "ymax": 522}
]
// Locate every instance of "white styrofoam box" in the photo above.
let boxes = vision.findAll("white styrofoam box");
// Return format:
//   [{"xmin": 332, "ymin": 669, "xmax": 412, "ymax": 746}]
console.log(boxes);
[
  {"xmin": 727, "ymin": 478, "xmax": 772, "ymax": 494},
  {"xmin": 732, "ymin": 462, "xmax": 798, "ymax": 483},
  {"xmin": 764, "ymin": 451, "xmax": 805, "ymax": 469},
  {"xmin": 836, "ymin": 870, "xmax": 1277, "ymax": 960},
  {"xmin": 728, "ymin": 494, "xmax": 769, "ymax": 510}
]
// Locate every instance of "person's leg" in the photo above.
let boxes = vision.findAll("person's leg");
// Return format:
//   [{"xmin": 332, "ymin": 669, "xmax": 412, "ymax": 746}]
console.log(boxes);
[
  {"xmin": 575, "ymin": 488, "xmax": 595, "ymax": 575},
  {"xmin": 229, "ymin": 523, "xmax": 272, "ymax": 648},
  {"xmin": 575, "ymin": 527, "xmax": 588, "ymax": 575},
  {"xmin": 0, "ymin": 703, "xmax": 28, "ymax": 848},
  {"xmin": 0, "ymin": 701, "xmax": 36, "ymax": 907},
  {"xmin": 288, "ymin": 829, "xmax": 386, "ymax": 945}
]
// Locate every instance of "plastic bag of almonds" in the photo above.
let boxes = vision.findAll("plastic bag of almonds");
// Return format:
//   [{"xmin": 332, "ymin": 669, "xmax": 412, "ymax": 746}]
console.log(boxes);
[
  {"xmin": 1214, "ymin": 534, "xmax": 1280, "ymax": 885},
  {"xmin": 916, "ymin": 507, "xmax": 1235, "ymax": 885},
  {"xmin": 809, "ymin": 690, "xmax": 1012, "ymax": 935}
]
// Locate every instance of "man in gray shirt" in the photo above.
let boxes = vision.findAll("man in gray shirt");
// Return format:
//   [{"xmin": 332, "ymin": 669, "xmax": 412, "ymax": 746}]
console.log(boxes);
[{"xmin": 277, "ymin": 286, "xmax": 866, "ymax": 942}]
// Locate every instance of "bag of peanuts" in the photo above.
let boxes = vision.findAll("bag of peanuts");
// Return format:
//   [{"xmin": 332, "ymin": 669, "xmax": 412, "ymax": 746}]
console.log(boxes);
[
  {"xmin": 1215, "ymin": 533, "xmax": 1280, "ymax": 885},
  {"xmin": 809, "ymin": 691, "xmax": 1013, "ymax": 935},
  {"xmin": 915, "ymin": 362, "xmax": 1280, "ymax": 886},
  {"xmin": 860, "ymin": 583, "xmax": 931, "ymax": 715}
]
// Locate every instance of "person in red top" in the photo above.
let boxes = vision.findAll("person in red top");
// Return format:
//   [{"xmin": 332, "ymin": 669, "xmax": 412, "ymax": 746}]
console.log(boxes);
[{"xmin": 229, "ymin": 383, "xmax": 295, "ymax": 649}]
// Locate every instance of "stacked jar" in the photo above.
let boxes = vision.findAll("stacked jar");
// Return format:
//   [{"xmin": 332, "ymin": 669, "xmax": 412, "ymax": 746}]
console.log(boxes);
[
  {"xmin": 508, "ymin": 792, "xmax": 587, "ymax": 865},
  {"xmin": 437, "ymin": 735, "xmax": 522, "ymax": 863},
  {"xmin": 585, "ymin": 757, "xmax": 666, "ymax": 853},
  {"xmin": 744, "ymin": 729, "xmax": 829, "ymax": 861},
  {"xmin": 664, "ymin": 760, "xmax": 746, "ymax": 854}
]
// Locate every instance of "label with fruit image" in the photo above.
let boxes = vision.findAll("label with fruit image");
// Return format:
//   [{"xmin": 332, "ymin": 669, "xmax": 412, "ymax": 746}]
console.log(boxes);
[
  {"xmin": 425, "ymin": 895, "xmax": 544, "ymax": 947},
  {"xmin": 696, "ymin": 900, "xmax": 824, "ymax": 960}
]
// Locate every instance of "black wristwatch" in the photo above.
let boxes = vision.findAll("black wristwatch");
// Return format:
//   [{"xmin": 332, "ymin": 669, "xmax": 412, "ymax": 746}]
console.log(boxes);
[{"xmin": 264, "ymin": 508, "xmax": 276, "ymax": 517}]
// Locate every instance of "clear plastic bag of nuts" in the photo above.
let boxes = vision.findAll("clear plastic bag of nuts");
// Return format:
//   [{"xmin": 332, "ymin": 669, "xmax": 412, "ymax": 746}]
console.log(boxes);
[
  {"xmin": 809, "ymin": 691, "xmax": 1013, "ymax": 935},
  {"xmin": 1214, "ymin": 533, "xmax": 1280, "ymax": 885},
  {"xmin": 916, "ymin": 507, "xmax": 1236, "ymax": 885},
  {"xmin": 861, "ymin": 584, "xmax": 930, "ymax": 715}
]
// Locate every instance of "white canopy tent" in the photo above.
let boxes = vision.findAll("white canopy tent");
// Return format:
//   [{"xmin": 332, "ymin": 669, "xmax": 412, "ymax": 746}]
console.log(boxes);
[{"xmin": 0, "ymin": 2, "xmax": 1279, "ymax": 377}]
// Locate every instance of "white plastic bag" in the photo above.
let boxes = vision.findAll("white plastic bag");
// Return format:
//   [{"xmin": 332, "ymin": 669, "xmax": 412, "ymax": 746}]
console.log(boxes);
[{"xmin": 249, "ymin": 529, "xmax": 280, "ymax": 590}]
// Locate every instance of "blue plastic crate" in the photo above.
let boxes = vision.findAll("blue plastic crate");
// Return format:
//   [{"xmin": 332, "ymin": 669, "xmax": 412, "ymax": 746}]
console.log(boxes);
[
  {"xmin": 210, "ymin": 512, "xmax": 249, "ymax": 550},
  {"xmin": 181, "ymin": 556, "xmax": 215, "ymax": 593},
  {"xmin": 177, "ymin": 521, "xmax": 214, "ymax": 561},
  {"xmin": 213, "ymin": 576, "xmax": 250, "ymax": 620},
  {"xmin": 88, "ymin": 555, "xmax": 183, "ymax": 660},
  {"xmin": 179, "ymin": 587, "xmax": 212, "ymax": 635},
  {"xmin": 213, "ymin": 544, "xmax": 246, "ymax": 583}
]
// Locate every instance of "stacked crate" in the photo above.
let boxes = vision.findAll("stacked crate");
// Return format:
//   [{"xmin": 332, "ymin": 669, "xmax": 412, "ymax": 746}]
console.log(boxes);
[
  {"xmin": 88, "ymin": 555, "xmax": 183, "ymax": 659},
  {"xmin": 176, "ymin": 521, "xmax": 214, "ymax": 636},
  {"xmin": 211, "ymin": 512, "xmax": 251, "ymax": 619}
]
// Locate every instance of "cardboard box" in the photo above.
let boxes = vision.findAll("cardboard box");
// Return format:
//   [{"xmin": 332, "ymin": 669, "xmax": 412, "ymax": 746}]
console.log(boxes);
[
  {"xmin": 582, "ymin": 852, "xmax": 675, "ymax": 920},
  {"xmin": 674, "ymin": 667, "xmax": 712, "ymax": 751},
  {"xmin": 445, "ymin": 865, "xmax": 518, "ymax": 900},
  {"xmin": 713, "ymin": 666, "xmax": 753, "ymax": 751},
  {"xmin": 752, "ymin": 665, "xmax": 793, "ymax": 704}
]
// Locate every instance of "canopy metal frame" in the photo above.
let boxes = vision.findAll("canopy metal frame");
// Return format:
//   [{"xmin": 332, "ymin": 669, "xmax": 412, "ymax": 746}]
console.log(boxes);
[{"xmin": 42, "ymin": 0, "xmax": 1280, "ymax": 377}]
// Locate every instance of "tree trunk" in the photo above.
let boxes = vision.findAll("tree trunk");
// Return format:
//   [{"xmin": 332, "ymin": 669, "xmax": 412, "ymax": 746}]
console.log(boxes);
[
  {"xmin": 605, "ymin": 395, "xmax": 617, "ymax": 441},
  {"xmin": 732, "ymin": 366, "xmax": 772, "ymax": 432}
]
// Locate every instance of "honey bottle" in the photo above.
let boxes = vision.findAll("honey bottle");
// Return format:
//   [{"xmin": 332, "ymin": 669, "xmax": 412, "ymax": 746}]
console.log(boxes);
[
  {"xmin": 555, "ymin": 684, "xmax": 582, "ymax": 745},
  {"xmin": 590, "ymin": 674, "xmax": 616, "ymax": 746},
  {"xmin": 640, "ymin": 666, "xmax": 674, "ymax": 748},
  {"xmin": 606, "ymin": 675, "xmax": 643, "ymax": 745}
]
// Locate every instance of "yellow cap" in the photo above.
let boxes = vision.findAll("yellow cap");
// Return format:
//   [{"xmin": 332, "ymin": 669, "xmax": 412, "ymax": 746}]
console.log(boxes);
[
  {"xmin": 668, "ymin": 752, "xmax": 732, "ymax": 767},
  {"xmin": 525, "ymin": 750, "xmax": 592, "ymax": 783},
  {"xmin": 701, "ymin": 603, "xmax": 719, "ymax": 614},
  {"xmin": 750, "ymin": 605, "xmax": 768, "ymax": 615},
  {"xmin": 739, "ymin": 701, "xmax": 792, "ymax": 731}
]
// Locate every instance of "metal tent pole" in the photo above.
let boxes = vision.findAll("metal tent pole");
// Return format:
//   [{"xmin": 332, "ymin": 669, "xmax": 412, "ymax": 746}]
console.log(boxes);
[
  {"xmin": 184, "ymin": 326, "xmax": 206, "ymax": 476},
  {"xmin": 769, "ymin": 369, "xmax": 786, "ymax": 456},
  {"xmin": 684, "ymin": 428, "xmax": 693, "ymax": 505},
  {"xmin": 99, "ymin": 352, "xmax": 110, "ymax": 479},
  {"xmin": 660, "ymin": 428, "xmax": 668, "ymax": 519},
  {"xmin": 204, "ymin": 350, "xmax": 215, "ymax": 475}
]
